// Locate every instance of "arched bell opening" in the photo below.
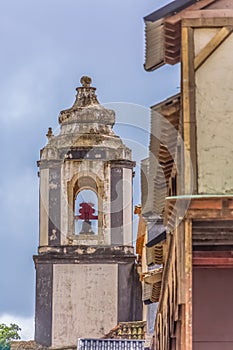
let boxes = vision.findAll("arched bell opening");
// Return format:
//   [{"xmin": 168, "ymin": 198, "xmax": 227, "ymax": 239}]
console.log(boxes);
[
  {"xmin": 74, "ymin": 189, "xmax": 98, "ymax": 235},
  {"xmin": 67, "ymin": 174, "xmax": 104, "ymax": 241}
]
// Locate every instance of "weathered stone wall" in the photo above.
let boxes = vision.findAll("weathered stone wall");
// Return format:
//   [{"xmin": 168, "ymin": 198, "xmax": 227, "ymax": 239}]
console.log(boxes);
[
  {"xmin": 34, "ymin": 246, "xmax": 142, "ymax": 348},
  {"xmin": 52, "ymin": 263, "xmax": 118, "ymax": 347},
  {"xmin": 11, "ymin": 341, "xmax": 46, "ymax": 350},
  {"xmin": 11, "ymin": 341, "xmax": 77, "ymax": 350}
]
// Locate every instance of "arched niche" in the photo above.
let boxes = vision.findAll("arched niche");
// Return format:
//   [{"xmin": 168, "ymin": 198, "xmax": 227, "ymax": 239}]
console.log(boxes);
[
  {"xmin": 67, "ymin": 174, "xmax": 104, "ymax": 241},
  {"xmin": 74, "ymin": 189, "xmax": 98, "ymax": 235}
]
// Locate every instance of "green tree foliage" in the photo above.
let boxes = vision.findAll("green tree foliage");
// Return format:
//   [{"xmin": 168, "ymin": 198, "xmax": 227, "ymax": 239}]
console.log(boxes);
[{"xmin": 0, "ymin": 323, "xmax": 21, "ymax": 350}]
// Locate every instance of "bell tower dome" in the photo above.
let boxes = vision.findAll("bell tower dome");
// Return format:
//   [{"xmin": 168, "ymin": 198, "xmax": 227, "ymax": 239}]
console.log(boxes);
[{"xmin": 34, "ymin": 77, "xmax": 142, "ymax": 348}]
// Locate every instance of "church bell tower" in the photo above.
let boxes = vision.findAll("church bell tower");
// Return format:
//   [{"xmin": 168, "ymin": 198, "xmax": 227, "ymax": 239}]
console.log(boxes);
[{"xmin": 34, "ymin": 76, "xmax": 142, "ymax": 348}]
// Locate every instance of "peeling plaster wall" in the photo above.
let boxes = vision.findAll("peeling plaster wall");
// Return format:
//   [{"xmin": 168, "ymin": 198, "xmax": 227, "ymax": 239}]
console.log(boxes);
[
  {"xmin": 195, "ymin": 30, "xmax": 233, "ymax": 194},
  {"xmin": 52, "ymin": 264, "xmax": 118, "ymax": 347},
  {"xmin": 194, "ymin": 28, "xmax": 219, "ymax": 56}
]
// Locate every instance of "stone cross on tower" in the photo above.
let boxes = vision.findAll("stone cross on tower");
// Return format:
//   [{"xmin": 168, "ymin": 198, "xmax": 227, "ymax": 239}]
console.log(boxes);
[{"xmin": 34, "ymin": 77, "xmax": 142, "ymax": 348}]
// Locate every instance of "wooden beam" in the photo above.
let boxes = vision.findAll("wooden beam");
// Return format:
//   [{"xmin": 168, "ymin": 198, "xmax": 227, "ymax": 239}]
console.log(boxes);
[
  {"xmin": 180, "ymin": 304, "xmax": 185, "ymax": 350},
  {"xmin": 164, "ymin": 56, "xmax": 180, "ymax": 65},
  {"xmin": 144, "ymin": 271, "xmax": 163, "ymax": 284},
  {"xmin": 165, "ymin": 47, "xmax": 180, "ymax": 55},
  {"xmin": 177, "ymin": 222, "xmax": 185, "ymax": 306},
  {"xmin": 181, "ymin": 26, "xmax": 197, "ymax": 194},
  {"xmin": 161, "ymin": 105, "xmax": 180, "ymax": 117},
  {"xmin": 187, "ymin": 209, "xmax": 233, "ymax": 219},
  {"xmin": 184, "ymin": 219, "xmax": 192, "ymax": 350},
  {"xmin": 193, "ymin": 251, "xmax": 233, "ymax": 258},
  {"xmin": 165, "ymin": 0, "xmax": 217, "ymax": 25},
  {"xmin": 194, "ymin": 26, "xmax": 233, "ymax": 70},
  {"xmin": 208, "ymin": 0, "xmax": 233, "ymax": 8},
  {"xmin": 182, "ymin": 17, "xmax": 233, "ymax": 27},
  {"xmin": 166, "ymin": 197, "xmax": 233, "ymax": 219},
  {"xmin": 189, "ymin": 198, "xmax": 222, "ymax": 209},
  {"xmin": 183, "ymin": 9, "xmax": 233, "ymax": 18},
  {"xmin": 164, "ymin": 37, "xmax": 181, "ymax": 46},
  {"xmin": 193, "ymin": 257, "xmax": 233, "ymax": 267}
]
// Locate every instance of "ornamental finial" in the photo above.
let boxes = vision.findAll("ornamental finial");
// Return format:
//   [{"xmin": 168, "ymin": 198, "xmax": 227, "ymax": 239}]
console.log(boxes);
[
  {"xmin": 58, "ymin": 75, "xmax": 115, "ymax": 126},
  {"xmin": 80, "ymin": 76, "xmax": 92, "ymax": 88},
  {"xmin": 46, "ymin": 127, "xmax": 53, "ymax": 140}
]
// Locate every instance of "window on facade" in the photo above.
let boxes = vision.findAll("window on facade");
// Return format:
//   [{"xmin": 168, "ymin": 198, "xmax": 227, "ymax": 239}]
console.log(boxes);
[{"xmin": 74, "ymin": 189, "xmax": 98, "ymax": 235}]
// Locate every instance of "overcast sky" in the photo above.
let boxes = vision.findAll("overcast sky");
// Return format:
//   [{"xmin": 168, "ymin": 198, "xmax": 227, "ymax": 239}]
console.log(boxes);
[{"xmin": 0, "ymin": 0, "xmax": 179, "ymax": 340}]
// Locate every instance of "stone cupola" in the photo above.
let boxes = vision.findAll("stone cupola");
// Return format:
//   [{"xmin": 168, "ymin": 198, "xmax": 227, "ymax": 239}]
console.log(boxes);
[{"xmin": 38, "ymin": 76, "xmax": 135, "ymax": 248}]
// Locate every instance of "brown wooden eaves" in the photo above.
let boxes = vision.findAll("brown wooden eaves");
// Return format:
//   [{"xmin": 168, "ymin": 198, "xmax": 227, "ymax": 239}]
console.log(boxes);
[
  {"xmin": 149, "ymin": 95, "xmax": 181, "ymax": 216},
  {"xmin": 146, "ymin": 244, "xmax": 163, "ymax": 266},
  {"xmin": 164, "ymin": 21, "xmax": 181, "ymax": 65},
  {"xmin": 165, "ymin": 196, "xmax": 233, "ymax": 245},
  {"xmin": 142, "ymin": 274, "xmax": 163, "ymax": 304},
  {"xmin": 144, "ymin": 0, "xmax": 224, "ymax": 71}
]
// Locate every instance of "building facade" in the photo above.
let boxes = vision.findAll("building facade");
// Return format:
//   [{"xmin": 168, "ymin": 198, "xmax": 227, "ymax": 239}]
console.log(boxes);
[{"xmin": 138, "ymin": 0, "xmax": 233, "ymax": 349}]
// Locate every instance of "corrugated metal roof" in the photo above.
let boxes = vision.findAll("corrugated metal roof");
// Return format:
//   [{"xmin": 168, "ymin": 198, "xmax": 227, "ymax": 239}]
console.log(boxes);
[
  {"xmin": 144, "ymin": 19, "xmax": 165, "ymax": 71},
  {"xmin": 77, "ymin": 339, "xmax": 145, "ymax": 350}
]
